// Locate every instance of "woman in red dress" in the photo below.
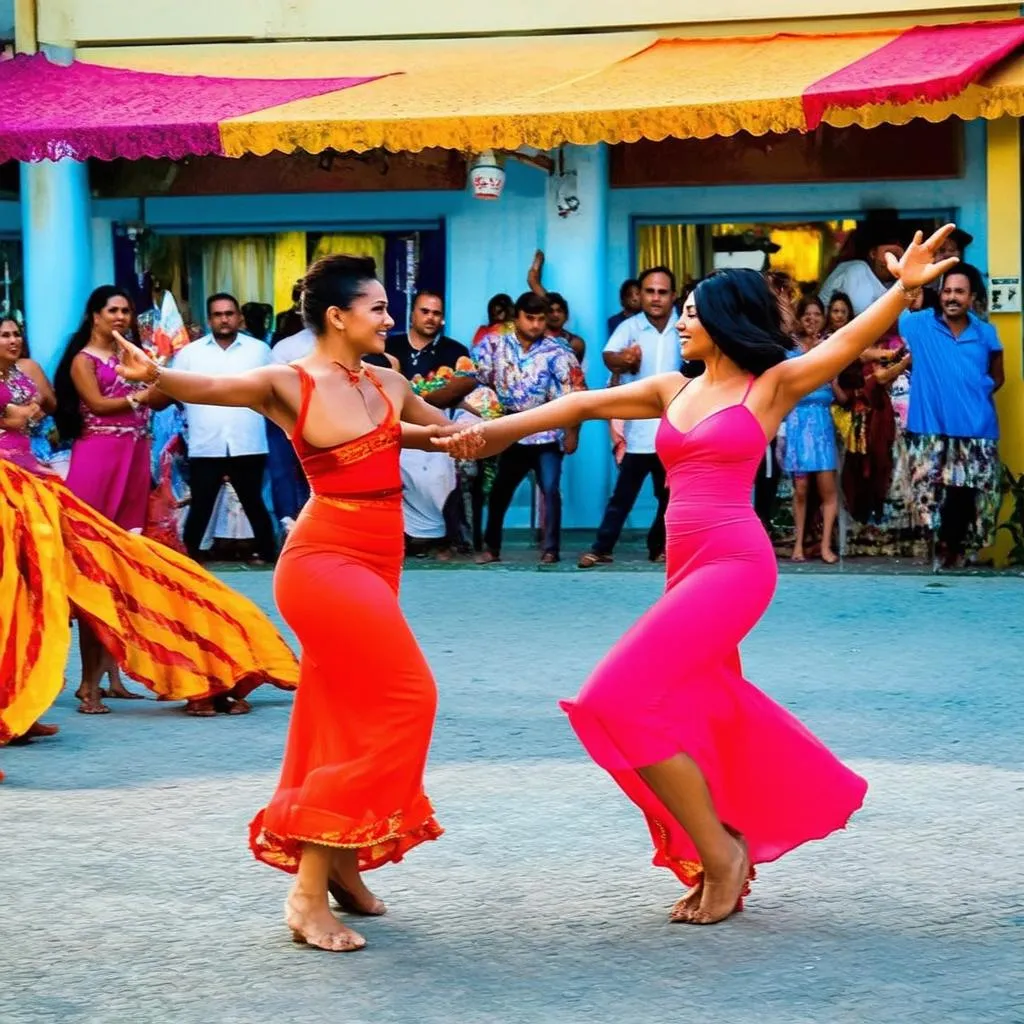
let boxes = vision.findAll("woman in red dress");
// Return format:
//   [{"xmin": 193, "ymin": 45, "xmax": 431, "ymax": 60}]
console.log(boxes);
[{"xmin": 116, "ymin": 255, "xmax": 452, "ymax": 952}]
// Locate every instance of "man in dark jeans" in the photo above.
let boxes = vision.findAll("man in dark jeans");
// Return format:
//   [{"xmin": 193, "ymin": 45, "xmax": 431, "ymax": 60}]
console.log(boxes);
[
  {"xmin": 172, "ymin": 293, "xmax": 277, "ymax": 564},
  {"xmin": 473, "ymin": 292, "xmax": 583, "ymax": 564}
]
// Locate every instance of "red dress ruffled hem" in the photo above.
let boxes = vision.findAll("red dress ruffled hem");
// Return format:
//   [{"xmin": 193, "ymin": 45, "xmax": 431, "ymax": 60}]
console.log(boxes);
[{"xmin": 248, "ymin": 805, "xmax": 444, "ymax": 874}]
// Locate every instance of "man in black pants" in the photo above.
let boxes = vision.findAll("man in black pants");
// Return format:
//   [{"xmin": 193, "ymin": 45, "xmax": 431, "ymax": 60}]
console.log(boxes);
[{"xmin": 172, "ymin": 293, "xmax": 277, "ymax": 564}]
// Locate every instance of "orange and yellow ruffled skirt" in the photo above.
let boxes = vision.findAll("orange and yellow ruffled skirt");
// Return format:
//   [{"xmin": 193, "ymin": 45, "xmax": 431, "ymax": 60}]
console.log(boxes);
[{"xmin": 0, "ymin": 461, "xmax": 298, "ymax": 743}]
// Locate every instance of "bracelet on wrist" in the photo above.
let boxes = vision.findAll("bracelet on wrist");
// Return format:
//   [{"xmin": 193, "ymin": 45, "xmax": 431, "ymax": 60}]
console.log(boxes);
[{"xmin": 895, "ymin": 280, "xmax": 922, "ymax": 303}]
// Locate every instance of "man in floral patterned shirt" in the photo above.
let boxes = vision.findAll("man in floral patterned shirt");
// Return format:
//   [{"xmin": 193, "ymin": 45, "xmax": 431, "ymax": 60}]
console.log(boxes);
[{"xmin": 472, "ymin": 291, "xmax": 584, "ymax": 564}]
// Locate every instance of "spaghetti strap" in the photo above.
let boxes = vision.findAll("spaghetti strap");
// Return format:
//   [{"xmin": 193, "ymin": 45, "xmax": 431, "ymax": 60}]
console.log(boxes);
[
  {"xmin": 665, "ymin": 375, "xmax": 693, "ymax": 415},
  {"xmin": 363, "ymin": 366, "xmax": 397, "ymax": 424},
  {"xmin": 290, "ymin": 364, "xmax": 316, "ymax": 441},
  {"xmin": 740, "ymin": 375, "xmax": 755, "ymax": 405}
]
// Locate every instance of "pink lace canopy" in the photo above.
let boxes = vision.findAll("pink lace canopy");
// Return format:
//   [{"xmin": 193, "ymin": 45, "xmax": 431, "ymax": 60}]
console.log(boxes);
[{"xmin": 0, "ymin": 52, "xmax": 388, "ymax": 162}]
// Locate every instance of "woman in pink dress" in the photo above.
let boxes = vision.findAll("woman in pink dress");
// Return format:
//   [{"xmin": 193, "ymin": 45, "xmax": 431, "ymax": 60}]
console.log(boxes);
[
  {"xmin": 436, "ymin": 226, "xmax": 957, "ymax": 925},
  {"xmin": 54, "ymin": 286, "xmax": 171, "ymax": 713}
]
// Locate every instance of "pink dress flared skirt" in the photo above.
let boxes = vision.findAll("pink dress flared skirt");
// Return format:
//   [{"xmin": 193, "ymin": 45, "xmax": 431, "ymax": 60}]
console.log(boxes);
[{"xmin": 561, "ymin": 399, "xmax": 867, "ymax": 887}]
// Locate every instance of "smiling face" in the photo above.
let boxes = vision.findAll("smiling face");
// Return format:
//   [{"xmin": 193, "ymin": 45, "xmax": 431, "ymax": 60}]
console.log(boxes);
[
  {"xmin": 0, "ymin": 318, "xmax": 24, "ymax": 367},
  {"xmin": 675, "ymin": 294, "xmax": 715, "ymax": 362},
  {"xmin": 940, "ymin": 272, "xmax": 974, "ymax": 321},
  {"xmin": 800, "ymin": 302, "xmax": 825, "ymax": 338},
  {"xmin": 328, "ymin": 278, "xmax": 395, "ymax": 353}
]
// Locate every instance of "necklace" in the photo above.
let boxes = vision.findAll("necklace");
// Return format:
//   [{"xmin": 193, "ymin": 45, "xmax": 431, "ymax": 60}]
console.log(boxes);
[{"xmin": 332, "ymin": 360, "xmax": 364, "ymax": 385}]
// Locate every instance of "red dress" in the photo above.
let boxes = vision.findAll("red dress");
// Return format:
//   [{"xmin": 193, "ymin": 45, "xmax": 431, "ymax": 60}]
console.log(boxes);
[{"xmin": 249, "ymin": 366, "xmax": 443, "ymax": 872}]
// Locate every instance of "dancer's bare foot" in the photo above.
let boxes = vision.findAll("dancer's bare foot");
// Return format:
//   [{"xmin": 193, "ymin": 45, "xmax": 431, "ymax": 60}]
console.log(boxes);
[
  {"xmin": 791, "ymin": 548, "xmax": 806, "ymax": 563},
  {"xmin": 285, "ymin": 890, "xmax": 366, "ymax": 952},
  {"xmin": 7, "ymin": 721, "xmax": 60, "ymax": 745},
  {"xmin": 668, "ymin": 881, "xmax": 704, "ymax": 923},
  {"xmin": 184, "ymin": 698, "xmax": 216, "ymax": 717},
  {"xmin": 475, "ymin": 551, "xmax": 500, "ymax": 565},
  {"xmin": 821, "ymin": 549, "xmax": 839, "ymax": 565},
  {"xmin": 330, "ymin": 852, "xmax": 387, "ymax": 916},
  {"xmin": 689, "ymin": 836, "xmax": 751, "ymax": 925}
]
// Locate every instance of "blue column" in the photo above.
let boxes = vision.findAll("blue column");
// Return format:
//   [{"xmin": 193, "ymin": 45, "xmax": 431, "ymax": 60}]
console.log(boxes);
[
  {"xmin": 541, "ymin": 143, "xmax": 611, "ymax": 528},
  {"xmin": 20, "ymin": 158, "xmax": 93, "ymax": 375}
]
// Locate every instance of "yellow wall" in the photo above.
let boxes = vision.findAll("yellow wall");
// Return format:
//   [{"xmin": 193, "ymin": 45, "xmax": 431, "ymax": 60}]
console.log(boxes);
[
  {"xmin": 33, "ymin": 0, "xmax": 1016, "ymax": 46},
  {"xmin": 986, "ymin": 118, "xmax": 1023, "ymax": 566}
]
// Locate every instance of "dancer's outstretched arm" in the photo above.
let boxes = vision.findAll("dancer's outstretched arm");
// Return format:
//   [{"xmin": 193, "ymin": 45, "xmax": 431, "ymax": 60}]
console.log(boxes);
[
  {"xmin": 431, "ymin": 373, "xmax": 678, "ymax": 459},
  {"xmin": 768, "ymin": 224, "xmax": 959, "ymax": 407},
  {"xmin": 114, "ymin": 332, "xmax": 282, "ymax": 411}
]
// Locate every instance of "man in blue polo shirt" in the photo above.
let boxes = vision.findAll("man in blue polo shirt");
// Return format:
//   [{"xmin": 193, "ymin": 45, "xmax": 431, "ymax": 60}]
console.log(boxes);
[{"xmin": 899, "ymin": 265, "xmax": 1004, "ymax": 567}]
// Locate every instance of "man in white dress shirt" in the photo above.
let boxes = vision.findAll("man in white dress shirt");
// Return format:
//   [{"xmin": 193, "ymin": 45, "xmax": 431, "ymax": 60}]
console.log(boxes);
[
  {"xmin": 172, "ymin": 293, "xmax": 277, "ymax": 563},
  {"xmin": 578, "ymin": 267, "xmax": 682, "ymax": 567}
]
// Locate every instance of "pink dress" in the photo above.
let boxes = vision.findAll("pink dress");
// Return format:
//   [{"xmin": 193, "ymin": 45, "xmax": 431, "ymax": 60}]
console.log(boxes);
[
  {"xmin": 561, "ymin": 378, "xmax": 867, "ymax": 887},
  {"xmin": 65, "ymin": 352, "xmax": 151, "ymax": 531}
]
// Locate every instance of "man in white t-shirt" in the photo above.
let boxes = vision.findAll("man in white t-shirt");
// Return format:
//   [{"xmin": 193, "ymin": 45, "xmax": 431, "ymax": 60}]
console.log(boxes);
[
  {"xmin": 578, "ymin": 267, "xmax": 682, "ymax": 567},
  {"xmin": 172, "ymin": 292, "xmax": 276, "ymax": 563}
]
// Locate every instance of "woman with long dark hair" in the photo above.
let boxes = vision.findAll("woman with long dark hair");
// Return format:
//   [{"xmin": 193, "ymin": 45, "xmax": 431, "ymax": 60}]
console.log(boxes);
[
  {"xmin": 436, "ymin": 226, "xmax": 958, "ymax": 926},
  {"xmin": 115, "ymin": 254, "xmax": 453, "ymax": 953},
  {"xmin": 0, "ymin": 312, "xmax": 298, "ymax": 779},
  {"xmin": 54, "ymin": 287, "xmax": 175, "ymax": 711}
]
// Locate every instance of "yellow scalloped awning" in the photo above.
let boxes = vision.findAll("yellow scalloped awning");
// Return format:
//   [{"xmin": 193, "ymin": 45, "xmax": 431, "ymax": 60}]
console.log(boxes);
[{"xmin": 76, "ymin": 21, "xmax": 1024, "ymax": 156}]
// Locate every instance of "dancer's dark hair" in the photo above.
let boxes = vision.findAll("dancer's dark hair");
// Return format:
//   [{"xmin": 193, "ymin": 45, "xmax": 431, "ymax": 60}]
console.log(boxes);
[
  {"xmin": 54, "ymin": 285, "xmax": 133, "ymax": 442},
  {"xmin": 692, "ymin": 269, "xmax": 796, "ymax": 376},
  {"xmin": 300, "ymin": 255, "xmax": 378, "ymax": 333}
]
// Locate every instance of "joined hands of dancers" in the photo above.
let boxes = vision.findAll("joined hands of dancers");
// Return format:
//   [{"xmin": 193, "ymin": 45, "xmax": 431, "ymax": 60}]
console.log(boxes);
[{"xmin": 92, "ymin": 234, "xmax": 958, "ymax": 946}]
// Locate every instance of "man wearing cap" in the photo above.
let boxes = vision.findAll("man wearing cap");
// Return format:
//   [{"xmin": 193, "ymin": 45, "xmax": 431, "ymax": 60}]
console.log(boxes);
[{"xmin": 820, "ymin": 219, "xmax": 906, "ymax": 315}]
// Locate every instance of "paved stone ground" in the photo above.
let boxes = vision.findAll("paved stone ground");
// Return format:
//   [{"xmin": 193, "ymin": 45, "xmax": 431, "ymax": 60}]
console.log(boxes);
[{"xmin": 1, "ymin": 570, "xmax": 1022, "ymax": 1024}]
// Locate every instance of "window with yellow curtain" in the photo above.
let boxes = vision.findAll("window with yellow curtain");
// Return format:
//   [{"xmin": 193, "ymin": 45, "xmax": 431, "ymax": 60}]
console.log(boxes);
[
  {"xmin": 635, "ymin": 224, "xmax": 705, "ymax": 292},
  {"xmin": 201, "ymin": 236, "xmax": 275, "ymax": 309},
  {"xmin": 311, "ymin": 234, "xmax": 387, "ymax": 274}
]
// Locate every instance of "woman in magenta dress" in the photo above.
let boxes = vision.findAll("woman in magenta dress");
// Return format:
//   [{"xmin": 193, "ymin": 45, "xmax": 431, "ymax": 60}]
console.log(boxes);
[
  {"xmin": 54, "ymin": 286, "xmax": 172, "ymax": 713},
  {"xmin": 437, "ymin": 226, "xmax": 957, "ymax": 925}
]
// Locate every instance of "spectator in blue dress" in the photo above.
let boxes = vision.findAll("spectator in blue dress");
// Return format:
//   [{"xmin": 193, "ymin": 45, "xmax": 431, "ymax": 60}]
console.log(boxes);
[
  {"xmin": 900, "ymin": 265, "xmax": 1004, "ymax": 567},
  {"xmin": 782, "ymin": 296, "xmax": 840, "ymax": 563}
]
